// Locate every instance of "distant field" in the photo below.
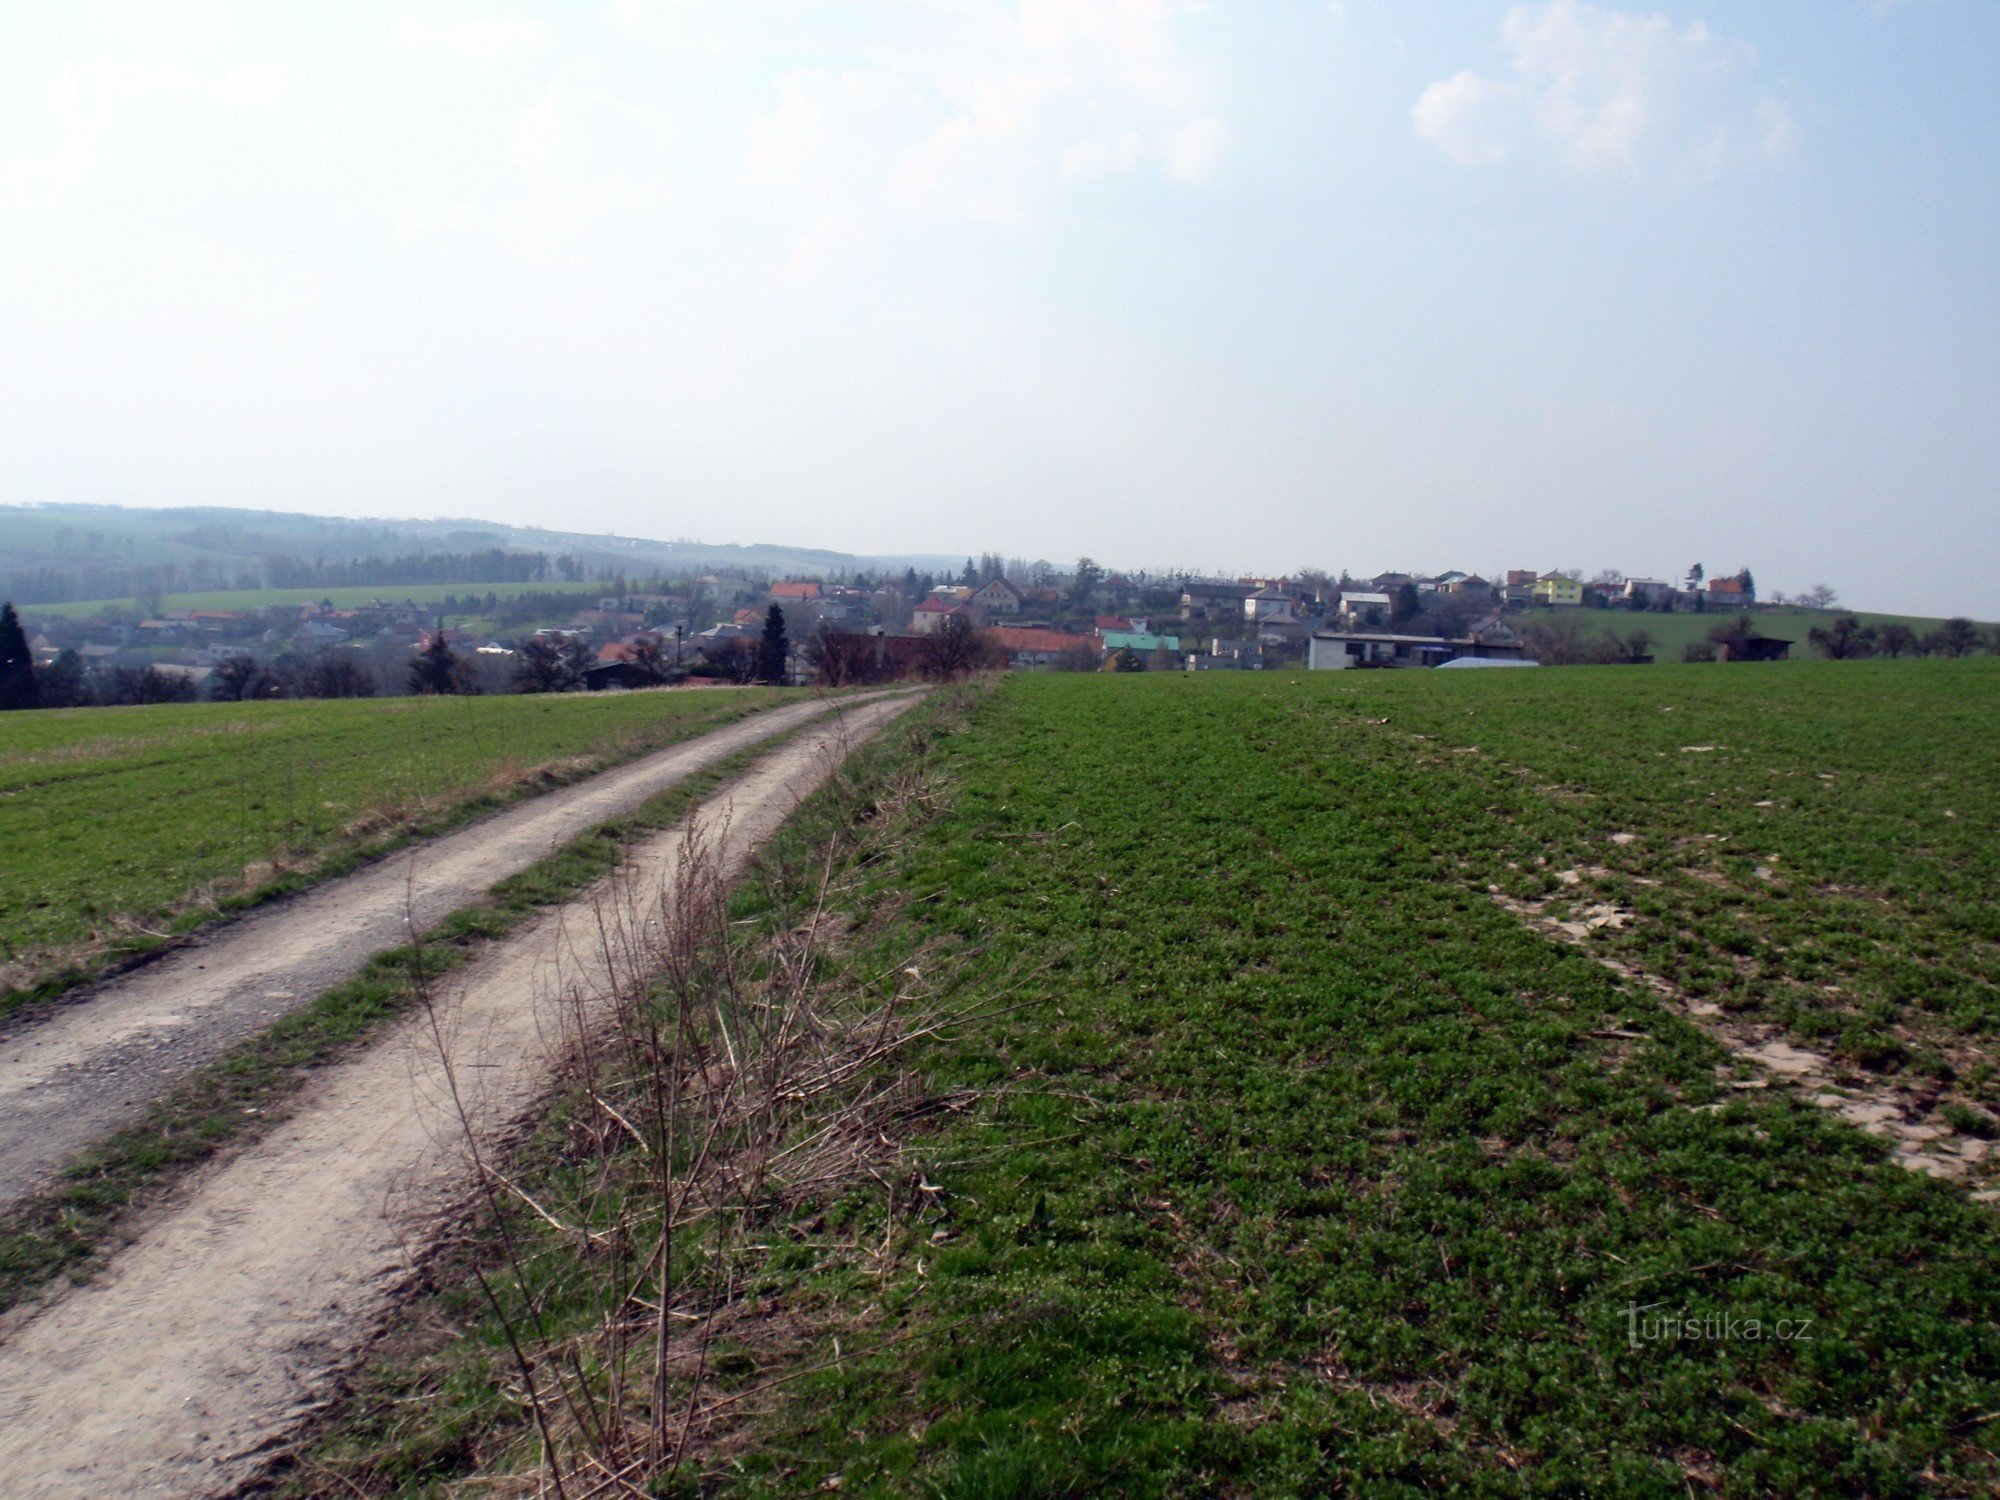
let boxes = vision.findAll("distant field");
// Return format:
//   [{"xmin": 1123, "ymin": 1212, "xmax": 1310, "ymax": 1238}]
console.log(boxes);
[
  {"xmin": 1512, "ymin": 603, "xmax": 1973, "ymax": 661},
  {"xmin": 0, "ymin": 687, "xmax": 795, "ymax": 1007},
  {"xmin": 671, "ymin": 662, "xmax": 1999, "ymax": 1492},
  {"xmin": 20, "ymin": 579, "xmax": 609, "ymax": 620}
]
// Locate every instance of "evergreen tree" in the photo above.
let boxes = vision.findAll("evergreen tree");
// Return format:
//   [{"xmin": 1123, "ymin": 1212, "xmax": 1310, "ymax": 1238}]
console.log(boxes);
[
  {"xmin": 409, "ymin": 632, "xmax": 471, "ymax": 694},
  {"xmin": 758, "ymin": 604, "xmax": 789, "ymax": 684},
  {"xmin": 0, "ymin": 603, "xmax": 41, "ymax": 711}
]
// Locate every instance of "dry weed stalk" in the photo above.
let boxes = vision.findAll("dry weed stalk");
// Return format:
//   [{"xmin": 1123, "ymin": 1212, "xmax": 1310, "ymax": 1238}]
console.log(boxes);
[{"xmin": 432, "ymin": 735, "xmax": 965, "ymax": 1496}]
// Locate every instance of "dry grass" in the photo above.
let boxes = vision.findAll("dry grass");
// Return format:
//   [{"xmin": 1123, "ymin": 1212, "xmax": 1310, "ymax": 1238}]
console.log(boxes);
[{"xmin": 398, "ymin": 727, "xmax": 973, "ymax": 1497}]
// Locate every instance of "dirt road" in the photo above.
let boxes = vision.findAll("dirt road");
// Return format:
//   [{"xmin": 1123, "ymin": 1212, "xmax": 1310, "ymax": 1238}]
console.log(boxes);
[
  {"xmin": 0, "ymin": 692, "xmax": 890, "ymax": 1210},
  {"xmin": 0, "ymin": 693, "xmax": 917, "ymax": 1498}
]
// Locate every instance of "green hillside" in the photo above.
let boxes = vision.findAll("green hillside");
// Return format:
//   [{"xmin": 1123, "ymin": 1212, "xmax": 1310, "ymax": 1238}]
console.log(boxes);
[{"xmin": 1513, "ymin": 604, "xmax": 1978, "ymax": 661}]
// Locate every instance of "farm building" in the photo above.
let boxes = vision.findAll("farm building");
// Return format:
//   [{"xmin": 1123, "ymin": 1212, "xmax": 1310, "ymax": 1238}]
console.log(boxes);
[{"xmin": 1307, "ymin": 631, "xmax": 1532, "ymax": 671}]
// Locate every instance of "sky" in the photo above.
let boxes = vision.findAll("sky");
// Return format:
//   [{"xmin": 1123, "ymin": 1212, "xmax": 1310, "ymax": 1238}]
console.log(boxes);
[{"xmin": 2, "ymin": 2, "xmax": 1996, "ymax": 614}]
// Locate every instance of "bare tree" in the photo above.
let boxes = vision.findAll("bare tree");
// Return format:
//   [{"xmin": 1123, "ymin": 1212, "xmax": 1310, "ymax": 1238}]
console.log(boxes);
[
  {"xmin": 515, "ymin": 635, "xmax": 593, "ymax": 692},
  {"xmin": 1924, "ymin": 617, "xmax": 1983, "ymax": 658},
  {"xmin": 1808, "ymin": 615, "xmax": 1875, "ymax": 659},
  {"xmin": 918, "ymin": 613, "xmax": 995, "ymax": 679}
]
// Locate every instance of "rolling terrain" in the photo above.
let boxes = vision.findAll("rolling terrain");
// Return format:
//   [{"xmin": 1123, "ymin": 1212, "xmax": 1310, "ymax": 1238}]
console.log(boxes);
[{"xmin": 290, "ymin": 661, "xmax": 2000, "ymax": 1495}]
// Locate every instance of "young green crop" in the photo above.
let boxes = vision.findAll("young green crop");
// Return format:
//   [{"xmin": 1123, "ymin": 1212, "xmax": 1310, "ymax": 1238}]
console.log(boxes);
[
  {"xmin": 0, "ymin": 687, "xmax": 795, "ymax": 1009},
  {"xmin": 292, "ymin": 664, "xmax": 2000, "ymax": 1496}
]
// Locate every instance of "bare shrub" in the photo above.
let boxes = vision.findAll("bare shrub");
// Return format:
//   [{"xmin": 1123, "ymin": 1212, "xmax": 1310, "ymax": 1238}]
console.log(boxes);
[{"xmin": 417, "ymin": 718, "xmax": 972, "ymax": 1493}]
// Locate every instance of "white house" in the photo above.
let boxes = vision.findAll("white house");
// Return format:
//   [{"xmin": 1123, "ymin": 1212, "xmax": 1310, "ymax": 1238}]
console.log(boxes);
[{"xmin": 1244, "ymin": 587, "xmax": 1298, "ymax": 625}]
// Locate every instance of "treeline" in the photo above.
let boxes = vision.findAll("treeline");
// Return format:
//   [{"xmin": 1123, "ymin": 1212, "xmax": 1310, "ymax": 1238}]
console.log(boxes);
[
  {"xmin": 0, "ymin": 562, "xmax": 256, "ymax": 608},
  {"xmin": 261, "ymin": 549, "xmax": 584, "ymax": 589},
  {"xmin": 0, "ymin": 548, "xmax": 611, "ymax": 605}
]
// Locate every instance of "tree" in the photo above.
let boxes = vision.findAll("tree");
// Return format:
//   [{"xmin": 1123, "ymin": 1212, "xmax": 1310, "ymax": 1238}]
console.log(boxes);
[
  {"xmin": 803, "ymin": 625, "xmax": 885, "ymax": 687},
  {"xmin": 1708, "ymin": 611, "xmax": 1766, "ymax": 661},
  {"xmin": 1068, "ymin": 557, "xmax": 1104, "ymax": 606},
  {"xmin": 626, "ymin": 634, "xmax": 676, "ymax": 684},
  {"xmin": 208, "ymin": 654, "xmax": 269, "ymax": 701},
  {"xmin": 35, "ymin": 649, "xmax": 91, "ymax": 708},
  {"xmin": 758, "ymin": 604, "xmax": 790, "ymax": 684},
  {"xmin": 1104, "ymin": 646, "xmax": 1144, "ymax": 672},
  {"xmin": 1808, "ymin": 615, "xmax": 1875, "ymax": 660},
  {"xmin": 1390, "ymin": 583, "xmax": 1421, "ymax": 625},
  {"xmin": 514, "ymin": 635, "xmax": 592, "ymax": 693},
  {"xmin": 918, "ymin": 613, "xmax": 993, "ymax": 679},
  {"xmin": 1797, "ymin": 583, "xmax": 1838, "ymax": 611},
  {"xmin": 1925, "ymin": 617, "xmax": 1982, "ymax": 658},
  {"xmin": 1874, "ymin": 623, "xmax": 1917, "ymax": 659},
  {"xmin": 107, "ymin": 665, "xmax": 197, "ymax": 705},
  {"xmin": 1688, "ymin": 563, "xmax": 1704, "ymax": 585},
  {"xmin": 409, "ymin": 633, "xmax": 473, "ymax": 695},
  {"xmin": 295, "ymin": 652, "xmax": 377, "ymax": 699},
  {"xmin": 0, "ymin": 603, "xmax": 41, "ymax": 710}
]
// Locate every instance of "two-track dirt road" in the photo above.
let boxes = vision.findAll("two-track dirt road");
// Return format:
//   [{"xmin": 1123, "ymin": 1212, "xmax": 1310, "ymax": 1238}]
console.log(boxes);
[
  {"xmin": 0, "ymin": 692, "xmax": 892, "ymax": 1210},
  {"xmin": 0, "ymin": 692, "xmax": 919, "ymax": 1498}
]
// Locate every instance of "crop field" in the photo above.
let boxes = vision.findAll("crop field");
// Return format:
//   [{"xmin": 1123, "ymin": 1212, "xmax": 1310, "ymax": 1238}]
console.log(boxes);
[
  {"xmin": 303, "ymin": 659, "xmax": 2000, "ymax": 1496},
  {"xmin": 23, "ymin": 578, "xmax": 609, "ymax": 620},
  {"xmin": 0, "ymin": 687, "xmax": 792, "ymax": 1008}
]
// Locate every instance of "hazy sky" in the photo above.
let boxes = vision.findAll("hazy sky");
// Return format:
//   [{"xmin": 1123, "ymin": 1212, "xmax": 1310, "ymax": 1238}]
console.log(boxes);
[{"xmin": 3, "ymin": 2, "xmax": 1996, "ymax": 613}]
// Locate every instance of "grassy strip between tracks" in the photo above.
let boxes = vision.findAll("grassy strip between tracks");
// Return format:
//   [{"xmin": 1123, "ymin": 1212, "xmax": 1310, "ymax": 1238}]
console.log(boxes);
[
  {"xmin": 0, "ymin": 728, "xmax": 808, "ymax": 1316},
  {"xmin": 287, "ymin": 668, "xmax": 1999, "ymax": 1499}
]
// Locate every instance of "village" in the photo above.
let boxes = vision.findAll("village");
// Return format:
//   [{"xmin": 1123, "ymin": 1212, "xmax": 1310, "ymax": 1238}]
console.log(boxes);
[{"xmin": 15, "ymin": 561, "xmax": 1797, "ymax": 700}]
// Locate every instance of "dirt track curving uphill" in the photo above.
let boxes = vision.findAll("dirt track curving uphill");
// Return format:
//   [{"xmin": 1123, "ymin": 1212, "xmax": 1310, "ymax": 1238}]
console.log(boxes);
[
  {"xmin": 0, "ymin": 692, "xmax": 893, "ymax": 1211},
  {"xmin": 0, "ymin": 692, "xmax": 919, "ymax": 1498}
]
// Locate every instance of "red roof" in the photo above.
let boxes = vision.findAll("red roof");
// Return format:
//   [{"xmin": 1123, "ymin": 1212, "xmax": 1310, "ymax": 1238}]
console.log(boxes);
[
  {"xmin": 1708, "ymin": 578, "xmax": 1747, "ymax": 594},
  {"xmin": 771, "ymin": 581, "xmax": 822, "ymax": 600},
  {"xmin": 989, "ymin": 627, "xmax": 1098, "ymax": 655},
  {"xmin": 1094, "ymin": 615, "xmax": 1133, "ymax": 632},
  {"xmin": 913, "ymin": 597, "xmax": 965, "ymax": 615}
]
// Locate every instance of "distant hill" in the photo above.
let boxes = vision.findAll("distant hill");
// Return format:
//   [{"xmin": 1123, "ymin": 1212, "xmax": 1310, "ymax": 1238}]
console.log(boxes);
[{"xmin": 0, "ymin": 503, "xmax": 968, "ymax": 607}]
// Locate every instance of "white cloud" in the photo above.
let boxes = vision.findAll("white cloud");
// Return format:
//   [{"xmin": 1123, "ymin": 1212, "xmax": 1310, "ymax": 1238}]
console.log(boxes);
[
  {"xmin": 384, "ymin": 15, "xmax": 548, "ymax": 65},
  {"xmin": 503, "ymin": 68, "xmax": 676, "ymax": 255},
  {"xmin": 1165, "ymin": 115, "xmax": 1229, "ymax": 182},
  {"xmin": 2, "ymin": 57, "xmax": 291, "ymax": 212},
  {"xmin": 1412, "ymin": 69, "xmax": 1516, "ymax": 166},
  {"xmin": 784, "ymin": 213, "xmax": 872, "ymax": 282},
  {"xmin": 742, "ymin": 0, "xmax": 1228, "ymax": 225},
  {"xmin": 1414, "ymin": 1, "xmax": 1796, "ymax": 177}
]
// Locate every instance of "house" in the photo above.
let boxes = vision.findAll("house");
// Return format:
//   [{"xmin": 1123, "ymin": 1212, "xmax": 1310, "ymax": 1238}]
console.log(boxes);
[
  {"xmin": 987, "ymin": 626, "xmax": 1098, "ymax": 670},
  {"xmin": 1448, "ymin": 575, "xmax": 1494, "ymax": 601},
  {"xmin": 1502, "ymin": 570, "xmax": 1539, "ymax": 606},
  {"xmin": 1467, "ymin": 613, "xmax": 1519, "ymax": 646},
  {"xmin": 1420, "ymin": 570, "xmax": 1470, "ymax": 597},
  {"xmin": 969, "ymin": 578, "xmax": 1025, "ymax": 618},
  {"xmin": 1533, "ymin": 574, "xmax": 1583, "ymax": 608},
  {"xmin": 1335, "ymin": 591, "xmax": 1393, "ymax": 630},
  {"xmin": 1244, "ymin": 587, "xmax": 1298, "ymax": 625},
  {"xmin": 1180, "ymin": 581, "xmax": 1253, "ymax": 623},
  {"xmin": 300, "ymin": 619, "xmax": 351, "ymax": 645},
  {"xmin": 1371, "ymin": 572, "xmax": 1416, "ymax": 592},
  {"xmin": 1307, "ymin": 631, "xmax": 1531, "ymax": 670},
  {"xmin": 1623, "ymin": 578, "xmax": 1676, "ymax": 608},
  {"xmin": 909, "ymin": 597, "xmax": 970, "ymax": 636},
  {"xmin": 1707, "ymin": 577, "xmax": 1753, "ymax": 605},
  {"xmin": 770, "ymin": 580, "xmax": 823, "ymax": 603},
  {"xmin": 1101, "ymin": 631, "xmax": 1180, "ymax": 654}
]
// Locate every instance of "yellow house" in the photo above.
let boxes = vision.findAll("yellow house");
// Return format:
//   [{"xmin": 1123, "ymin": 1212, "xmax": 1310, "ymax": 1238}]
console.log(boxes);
[{"xmin": 1533, "ymin": 573, "xmax": 1583, "ymax": 607}]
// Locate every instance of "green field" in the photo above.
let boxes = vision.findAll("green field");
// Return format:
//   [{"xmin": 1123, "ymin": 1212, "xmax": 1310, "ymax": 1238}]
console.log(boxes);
[
  {"xmin": 20, "ymin": 578, "xmax": 610, "ymax": 621},
  {"xmin": 304, "ymin": 660, "xmax": 2000, "ymax": 1496},
  {"xmin": 1512, "ymin": 604, "xmax": 1976, "ymax": 661},
  {"xmin": 0, "ymin": 687, "xmax": 795, "ymax": 1007}
]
